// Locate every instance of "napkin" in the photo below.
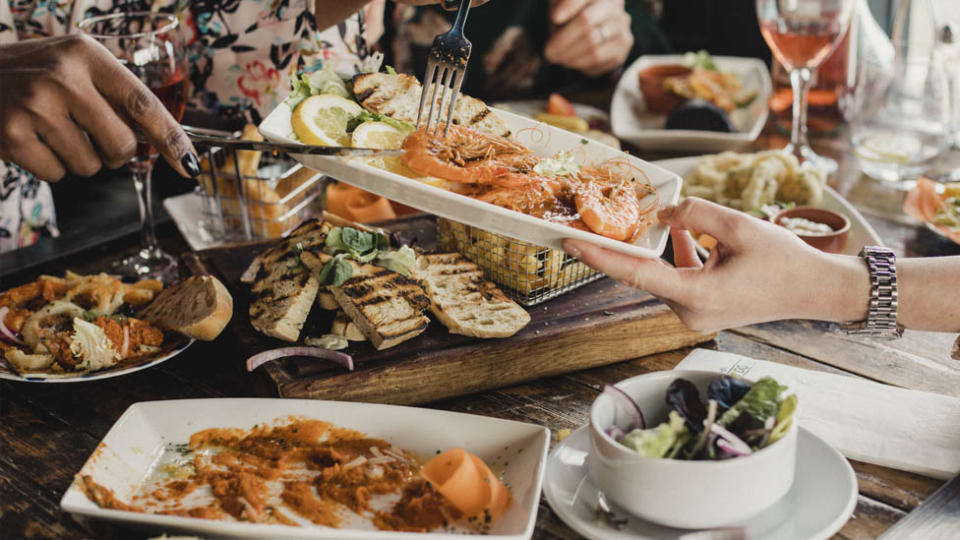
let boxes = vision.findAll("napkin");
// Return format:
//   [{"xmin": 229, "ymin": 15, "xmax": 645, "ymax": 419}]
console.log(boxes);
[{"xmin": 674, "ymin": 349, "xmax": 960, "ymax": 480}]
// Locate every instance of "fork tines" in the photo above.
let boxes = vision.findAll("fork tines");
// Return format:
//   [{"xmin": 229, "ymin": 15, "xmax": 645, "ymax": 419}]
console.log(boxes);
[
  {"xmin": 417, "ymin": 54, "xmax": 466, "ymax": 137},
  {"xmin": 416, "ymin": 0, "xmax": 472, "ymax": 137}
]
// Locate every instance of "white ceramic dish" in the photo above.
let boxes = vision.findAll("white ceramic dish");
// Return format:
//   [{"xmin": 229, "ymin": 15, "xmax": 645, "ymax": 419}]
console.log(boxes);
[
  {"xmin": 0, "ymin": 338, "xmax": 192, "ymax": 383},
  {"xmin": 652, "ymin": 156, "xmax": 884, "ymax": 255},
  {"xmin": 588, "ymin": 371, "xmax": 798, "ymax": 529},
  {"xmin": 612, "ymin": 55, "xmax": 772, "ymax": 153},
  {"xmin": 259, "ymin": 99, "xmax": 681, "ymax": 259},
  {"xmin": 544, "ymin": 425, "xmax": 857, "ymax": 540},
  {"xmin": 60, "ymin": 398, "xmax": 550, "ymax": 539}
]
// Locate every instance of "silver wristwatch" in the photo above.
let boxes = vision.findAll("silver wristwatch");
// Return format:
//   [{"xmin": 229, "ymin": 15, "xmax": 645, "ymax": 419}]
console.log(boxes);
[{"xmin": 842, "ymin": 246, "xmax": 903, "ymax": 339}]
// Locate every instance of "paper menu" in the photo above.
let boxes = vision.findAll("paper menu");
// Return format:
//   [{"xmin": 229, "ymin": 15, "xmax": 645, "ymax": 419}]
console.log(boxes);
[{"xmin": 674, "ymin": 349, "xmax": 960, "ymax": 480}]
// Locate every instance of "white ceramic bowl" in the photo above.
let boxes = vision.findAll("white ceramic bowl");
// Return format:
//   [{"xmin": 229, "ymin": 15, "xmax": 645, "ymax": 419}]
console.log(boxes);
[{"xmin": 587, "ymin": 370, "xmax": 798, "ymax": 529}]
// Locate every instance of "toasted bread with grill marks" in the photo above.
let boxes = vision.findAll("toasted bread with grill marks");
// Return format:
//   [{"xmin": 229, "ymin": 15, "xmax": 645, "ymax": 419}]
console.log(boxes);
[
  {"xmin": 300, "ymin": 251, "xmax": 430, "ymax": 350},
  {"xmin": 247, "ymin": 219, "xmax": 332, "ymax": 341},
  {"xmin": 352, "ymin": 72, "xmax": 510, "ymax": 138},
  {"xmin": 418, "ymin": 253, "xmax": 530, "ymax": 338},
  {"xmin": 330, "ymin": 310, "xmax": 367, "ymax": 341}
]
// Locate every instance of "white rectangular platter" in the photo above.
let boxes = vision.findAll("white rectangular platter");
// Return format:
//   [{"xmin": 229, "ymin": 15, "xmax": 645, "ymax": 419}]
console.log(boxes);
[
  {"xmin": 60, "ymin": 398, "xmax": 550, "ymax": 539},
  {"xmin": 612, "ymin": 55, "xmax": 772, "ymax": 153},
  {"xmin": 260, "ymin": 101, "xmax": 681, "ymax": 259}
]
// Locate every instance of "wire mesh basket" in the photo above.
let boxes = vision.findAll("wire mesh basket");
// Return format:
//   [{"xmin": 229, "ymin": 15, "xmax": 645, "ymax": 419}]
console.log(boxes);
[
  {"xmin": 191, "ymin": 126, "xmax": 327, "ymax": 242},
  {"xmin": 436, "ymin": 218, "xmax": 603, "ymax": 306}
]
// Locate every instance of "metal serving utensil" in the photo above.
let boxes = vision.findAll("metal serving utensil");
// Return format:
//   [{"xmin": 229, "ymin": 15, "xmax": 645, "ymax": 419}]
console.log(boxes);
[
  {"xmin": 136, "ymin": 131, "xmax": 403, "ymax": 158},
  {"xmin": 416, "ymin": 0, "xmax": 472, "ymax": 136}
]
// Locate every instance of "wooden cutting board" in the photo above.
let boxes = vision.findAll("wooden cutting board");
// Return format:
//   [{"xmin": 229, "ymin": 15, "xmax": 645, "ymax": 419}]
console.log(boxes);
[{"xmin": 186, "ymin": 215, "xmax": 714, "ymax": 405}]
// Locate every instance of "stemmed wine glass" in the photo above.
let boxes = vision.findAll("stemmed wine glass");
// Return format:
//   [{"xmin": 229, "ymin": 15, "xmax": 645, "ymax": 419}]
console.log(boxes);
[
  {"xmin": 78, "ymin": 12, "xmax": 189, "ymax": 282},
  {"xmin": 757, "ymin": 0, "xmax": 854, "ymax": 174}
]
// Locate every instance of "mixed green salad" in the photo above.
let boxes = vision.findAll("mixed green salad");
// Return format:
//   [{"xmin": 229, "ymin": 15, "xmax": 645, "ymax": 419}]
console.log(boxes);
[{"xmin": 605, "ymin": 375, "xmax": 797, "ymax": 460}]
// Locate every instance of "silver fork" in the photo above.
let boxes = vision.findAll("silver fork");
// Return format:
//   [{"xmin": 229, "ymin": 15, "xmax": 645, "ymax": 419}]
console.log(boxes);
[{"xmin": 416, "ymin": 0, "xmax": 472, "ymax": 136}]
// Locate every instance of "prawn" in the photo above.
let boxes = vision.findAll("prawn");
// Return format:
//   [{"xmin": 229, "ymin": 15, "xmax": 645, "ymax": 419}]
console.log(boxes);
[
  {"xmin": 472, "ymin": 177, "xmax": 562, "ymax": 216},
  {"xmin": 573, "ymin": 164, "xmax": 657, "ymax": 241},
  {"xmin": 401, "ymin": 125, "xmax": 539, "ymax": 187}
]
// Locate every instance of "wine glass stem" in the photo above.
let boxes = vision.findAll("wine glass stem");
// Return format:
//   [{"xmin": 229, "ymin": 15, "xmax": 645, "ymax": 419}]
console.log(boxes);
[
  {"xmin": 130, "ymin": 157, "xmax": 160, "ymax": 258},
  {"xmin": 788, "ymin": 67, "xmax": 814, "ymax": 156}
]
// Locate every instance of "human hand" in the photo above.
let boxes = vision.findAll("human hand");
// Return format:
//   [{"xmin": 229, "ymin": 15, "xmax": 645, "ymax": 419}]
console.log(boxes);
[
  {"xmin": 544, "ymin": 0, "xmax": 634, "ymax": 77},
  {"xmin": 563, "ymin": 198, "xmax": 870, "ymax": 333},
  {"xmin": 0, "ymin": 34, "xmax": 199, "ymax": 182}
]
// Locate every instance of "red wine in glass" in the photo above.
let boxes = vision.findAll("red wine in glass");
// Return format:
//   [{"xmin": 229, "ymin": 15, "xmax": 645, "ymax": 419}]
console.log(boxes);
[
  {"xmin": 137, "ymin": 71, "xmax": 189, "ymax": 159},
  {"xmin": 79, "ymin": 11, "xmax": 190, "ymax": 282}
]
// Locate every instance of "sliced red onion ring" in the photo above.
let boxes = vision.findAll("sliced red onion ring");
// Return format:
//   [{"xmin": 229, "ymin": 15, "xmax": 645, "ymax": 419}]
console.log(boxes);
[
  {"xmin": 711, "ymin": 423, "xmax": 753, "ymax": 456},
  {"xmin": 246, "ymin": 347, "xmax": 353, "ymax": 372},
  {"xmin": 603, "ymin": 384, "xmax": 645, "ymax": 430},
  {"xmin": 0, "ymin": 307, "xmax": 25, "ymax": 345},
  {"xmin": 716, "ymin": 438, "xmax": 750, "ymax": 457},
  {"xmin": 605, "ymin": 425, "xmax": 626, "ymax": 441}
]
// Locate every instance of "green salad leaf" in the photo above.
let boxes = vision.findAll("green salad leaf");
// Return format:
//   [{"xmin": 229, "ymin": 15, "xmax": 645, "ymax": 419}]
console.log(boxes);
[
  {"xmin": 683, "ymin": 50, "xmax": 719, "ymax": 71},
  {"xmin": 285, "ymin": 65, "xmax": 351, "ymax": 108},
  {"xmin": 374, "ymin": 245, "xmax": 417, "ymax": 277},
  {"xmin": 768, "ymin": 394, "xmax": 798, "ymax": 444},
  {"xmin": 718, "ymin": 377, "xmax": 787, "ymax": 427},
  {"xmin": 318, "ymin": 253, "xmax": 353, "ymax": 287},
  {"xmin": 620, "ymin": 411, "xmax": 691, "ymax": 459},
  {"xmin": 345, "ymin": 111, "xmax": 416, "ymax": 135}
]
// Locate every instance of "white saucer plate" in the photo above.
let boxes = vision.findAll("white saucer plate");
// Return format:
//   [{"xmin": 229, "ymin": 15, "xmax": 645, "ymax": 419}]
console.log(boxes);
[{"xmin": 542, "ymin": 426, "xmax": 857, "ymax": 540}]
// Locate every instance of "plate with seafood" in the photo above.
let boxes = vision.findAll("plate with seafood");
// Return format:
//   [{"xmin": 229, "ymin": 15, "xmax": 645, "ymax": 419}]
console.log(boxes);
[
  {"xmin": 0, "ymin": 272, "xmax": 231, "ymax": 382},
  {"xmin": 259, "ymin": 70, "xmax": 681, "ymax": 260},
  {"xmin": 653, "ymin": 154, "xmax": 882, "ymax": 256},
  {"xmin": 612, "ymin": 53, "xmax": 771, "ymax": 152},
  {"xmin": 61, "ymin": 398, "xmax": 550, "ymax": 538}
]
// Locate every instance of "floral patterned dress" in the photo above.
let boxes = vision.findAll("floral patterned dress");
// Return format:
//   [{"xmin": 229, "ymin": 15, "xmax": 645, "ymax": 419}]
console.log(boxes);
[{"xmin": 0, "ymin": 0, "xmax": 368, "ymax": 253}]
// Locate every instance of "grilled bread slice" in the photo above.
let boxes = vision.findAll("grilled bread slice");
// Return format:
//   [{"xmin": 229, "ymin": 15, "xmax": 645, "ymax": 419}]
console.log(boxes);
[
  {"xmin": 330, "ymin": 310, "xmax": 367, "ymax": 341},
  {"xmin": 352, "ymin": 72, "xmax": 510, "ymax": 138},
  {"xmin": 418, "ymin": 253, "xmax": 530, "ymax": 338},
  {"xmin": 316, "ymin": 290, "xmax": 340, "ymax": 310},
  {"xmin": 247, "ymin": 219, "xmax": 331, "ymax": 341},
  {"xmin": 300, "ymin": 251, "xmax": 430, "ymax": 350},
  {"xmin": 139, "ymin": 275, "xmax": 233, "ymax": 341}
]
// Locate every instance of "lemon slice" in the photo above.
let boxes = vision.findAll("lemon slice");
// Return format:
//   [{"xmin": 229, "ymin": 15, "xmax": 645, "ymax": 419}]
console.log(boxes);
[
  {"xmin": 351, "ymin": 121, "xmax": 407, "ymax": 149},
  {"xmin": 291, "ymin": 95, "xmax": 364, "ymax": 146},
  {"xmin": 855, "ymin": 132, "xmax": 920, "ymax": 165},
  {"xmin": 350, "ymin": 120, "xmax": 420, "ymax": 177}
]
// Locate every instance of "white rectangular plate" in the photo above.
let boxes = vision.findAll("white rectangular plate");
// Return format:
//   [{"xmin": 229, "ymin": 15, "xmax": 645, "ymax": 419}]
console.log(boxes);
[
  {"xmin": 653, "ymin": 156, "xmax": 884, "ymax": 254},
  {"xmin": 612, "ymin": 55, "xmax": 772, "ymax": 153},
  {"xmin": 259, "ymin": 99, "xmax": 681, "ymax": 259},
  {"xmin": 60, "ymin": 398, "xmax": 550, "ymax": 539}
]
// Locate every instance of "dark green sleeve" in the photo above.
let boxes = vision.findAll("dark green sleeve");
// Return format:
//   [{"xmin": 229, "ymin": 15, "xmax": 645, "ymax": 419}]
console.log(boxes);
[{"xmin": 626, "ymin": 0, "xmax": 671, "ymax": 59}]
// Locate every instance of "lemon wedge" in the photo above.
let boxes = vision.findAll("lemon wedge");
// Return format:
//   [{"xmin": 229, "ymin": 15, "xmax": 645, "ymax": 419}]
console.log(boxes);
[
  {"xmin": 350, "ymin": 121, "xmax": 407, "ymax": 149},
  {"xmin": 351, "ymin": 120, "xmax": 420, "ymax": 177},
  {"xmin": 855, "ymin": 132, "xmax": 920, "ymax": 165},
  {"xmin": 291, "ymin": 95, "xmax": 364, "ymax": 146}
]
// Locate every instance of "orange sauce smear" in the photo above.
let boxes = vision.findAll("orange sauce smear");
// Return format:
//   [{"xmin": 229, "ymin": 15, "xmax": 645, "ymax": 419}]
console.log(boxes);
[{"xmin": 77, "ymin": 417, "xmax": 509, "ymax": 533}]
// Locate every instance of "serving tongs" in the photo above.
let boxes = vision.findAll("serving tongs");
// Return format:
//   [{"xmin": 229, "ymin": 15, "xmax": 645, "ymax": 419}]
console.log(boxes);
[{"xmin": 136, "ymin": 126, "xmax": 404, "ymax": 158}]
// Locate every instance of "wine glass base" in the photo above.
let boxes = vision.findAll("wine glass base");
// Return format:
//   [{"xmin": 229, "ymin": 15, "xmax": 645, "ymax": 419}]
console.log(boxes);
[
  {"xmin": 781, "ymin": 143, "xmax": 838, "ymax": 176},
  {"xmin": 112, "ymin": 249, "xmax": 179, "ymax": 283}
]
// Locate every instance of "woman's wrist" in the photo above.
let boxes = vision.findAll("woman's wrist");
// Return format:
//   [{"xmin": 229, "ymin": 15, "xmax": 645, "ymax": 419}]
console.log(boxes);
[{"xmin": 801, "ymin": 253, "xmax": 871, "ymax": 323}]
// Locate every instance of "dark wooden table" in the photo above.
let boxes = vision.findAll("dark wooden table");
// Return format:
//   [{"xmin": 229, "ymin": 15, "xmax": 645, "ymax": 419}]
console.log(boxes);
[{"xmin": 2, "ymin": 131, "xmax": 959, "ymax": 539}]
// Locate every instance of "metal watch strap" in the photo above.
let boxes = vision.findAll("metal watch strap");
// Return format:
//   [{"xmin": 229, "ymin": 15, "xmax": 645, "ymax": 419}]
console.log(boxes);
[{"xmin": 843, "ymin": 246, "xmax": 903, "ymax": 338}]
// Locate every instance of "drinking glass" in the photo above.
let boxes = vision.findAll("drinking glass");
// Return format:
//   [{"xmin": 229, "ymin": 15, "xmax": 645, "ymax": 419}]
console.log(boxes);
[
  {"xmin": 849, "ymin": 0, "xmax": 951, "ymax": 187},
  {"xmin": 79, "ymin": 12, "xmax": 189, "ymax": 282},
  {"xmin": 757, "ymin": 0, "xmax": 855, "ymax": 175}
]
